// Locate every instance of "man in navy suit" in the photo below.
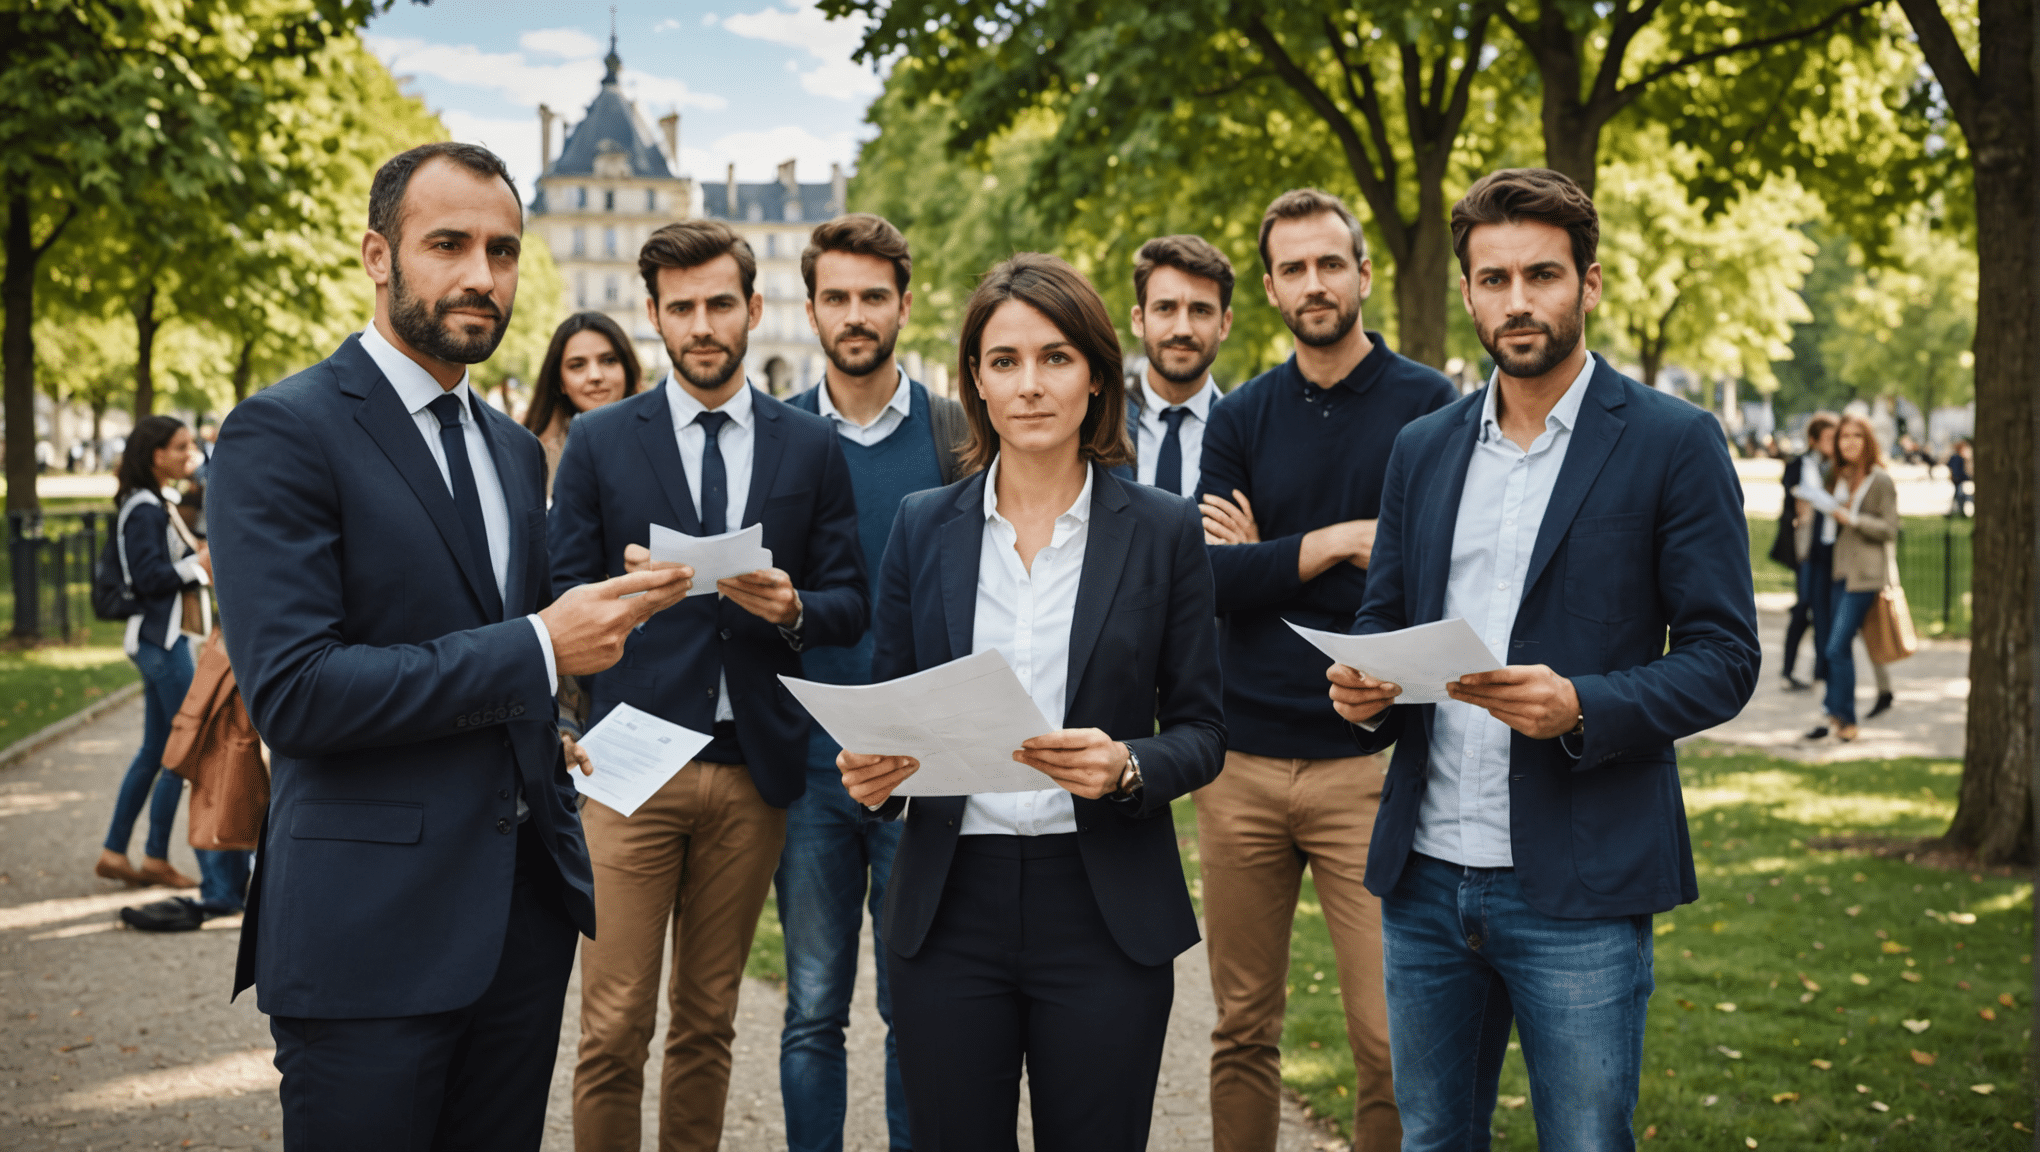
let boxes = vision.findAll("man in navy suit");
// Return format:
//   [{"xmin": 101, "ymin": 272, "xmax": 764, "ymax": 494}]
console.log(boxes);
[
  {"xmin": 1329, "ymin": 169, "xmax": 1760, "ymax": 1148},
  {"xmin": 1119, "ymin": 234, "xmax": 1234, "ymax": 495},
  {"xmin": 549, "ymin": 219, "xmax": 867, "ymax": 1152},
  {"xmin": 208, "ymin": 142, "xmax": 690, "ymax": 1151}
]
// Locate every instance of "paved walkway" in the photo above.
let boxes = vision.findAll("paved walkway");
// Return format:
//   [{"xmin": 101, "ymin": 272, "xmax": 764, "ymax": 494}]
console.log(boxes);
[{"xmin": 0, "ymin": 698, "xmax": 1334, "ymax": 1151}]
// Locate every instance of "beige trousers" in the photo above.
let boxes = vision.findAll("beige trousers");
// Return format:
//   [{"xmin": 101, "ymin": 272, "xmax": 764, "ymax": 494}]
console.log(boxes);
[
  {"xmin": 571, "ymin": 760, "xmax": 786, "ymax": 1152},
  {"xmin": 1197, "ymin": 750, "xmax": 1399, "ymax": 1152}
]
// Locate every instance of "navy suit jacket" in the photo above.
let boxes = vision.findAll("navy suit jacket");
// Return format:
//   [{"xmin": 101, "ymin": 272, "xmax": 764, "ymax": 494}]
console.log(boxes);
[
  {"xmin": 1352, "ymin": 357, "xmax": 1760, "ymax": 918},
  {"xmin": 209, "ymin": 334, "xmax": 593, "ymax": 1020},
  {"xmin": 870, "ymin": 464, "xmax": 1226, "ymax": 966},
  {"xmin": 547, "ymin": 384, "xmax": 866, "ymax": 807}
]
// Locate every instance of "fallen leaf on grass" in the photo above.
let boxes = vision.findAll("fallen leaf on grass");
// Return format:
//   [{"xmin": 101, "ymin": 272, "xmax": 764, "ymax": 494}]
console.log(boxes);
[
  {"xmin": 1716, "ymin": 1046, "xmax": 1743, "ymax": 1059},
  {"xmin": 1772, "ymin": 1092, "xmax": 1800, "ymax": 1103},
  {"xmin": 1881, "ymin": 941, "xmax": 1910, "ymax": 954},
  {"xmin": 1715, "ymin": 1002, "xmax": 1737, "ymax": 1013},
  {"xmin": 1797, "ymin": 973, "xmax": 1821, "ymax": 991},
  {"xmin": 1980, "ymin": 1008, "xmax": 1996, "ymax": 1021},
  {"xmin": 1855, "ymin": 1084, "xmax": 1870, "ymax": 1094},
  {"xmin": 1498, "ymin": 1096, "xmax": 1527, "ymax": 1109},
  {"xmin": 1971, "ymin": 1084, "xmax": 1995, "ymax": 1095},
  {"xmin": 1745, "ymin": 1138, "xmax": 1759, "ymax": 1149},
  {"xmin": 1948, "ymin": 912, "xmax": 1976, "ymax": 924},
  {"xmin": 1676, "ymin": 998, "xmax": 1696, "ymax": 1010},
  {"xmin": 1663, "ymin": 1068, "xmax": 1676, "ymax": 1077},
  {"xmin": 2015, "ymin": 1121, "xmax": 2030, "ymax": 1133},
  {"xmin": 1870, "ymin": 1101, "xmax": 1890, "ymax": 1113},
  {"xmin": 1335, "ymin": 1085, "xmax": 1347, "ymax": 1097},
  {"xmin": 1998, "ymin": 993, "xmax": 2016, "ymax": 1008},
  {"xmin": 1799, "ymin": 992, "xmax": 1815, "ymax": 1003},
  {"xmin": 1810, "ymin": 1059, "xmax": 1833, "ymax": 1070},
  {"xmin": 1850, "ymin": 974, "xmax": 1871, "ymax": 985},
  {"xmin": 1909, "ymin": 1050, "xmax": 1936, "ymax": 1066},
  {"xmin": 1702, "ymin": 1095, "xmax": 1720, "ymax": 1107},
  {"xmin": 1845, "ymin": 905, "xmax": 1862, "ymax": 916},
  {"xmin": 1900, "ymin": 1019, "xmax": 1931, "ymax": 1034},
  {"xmin": 1900, "ymin": 971, "xmax": 1923, "ymax": 982},
  {"xmin": 1643, "ymin": 1125, "xmax": 1657, "ymax": 1140}
]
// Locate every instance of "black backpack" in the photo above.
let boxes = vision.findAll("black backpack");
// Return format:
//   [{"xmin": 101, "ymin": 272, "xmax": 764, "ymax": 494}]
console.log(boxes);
[{"xmin": 90, "ymin": 504, "xmax": 140, "ymax": 621}]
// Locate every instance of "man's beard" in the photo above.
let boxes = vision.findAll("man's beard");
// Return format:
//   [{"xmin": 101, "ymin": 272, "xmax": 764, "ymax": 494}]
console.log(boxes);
[
  {"xmin": 669, "ymin": 327, "xmax": 749, "ymax": 391},
  {"xmin": 388, "ymin": 256, "xmax": 511, "ymax": 364},
  {"xmin": 1280, "ymin": 291, "xmax": 1360, "ymax": 348},
  {"xmin": 1477, "ymin": 292, "xmax": 1585, "ymax": 379},
  {"xmin": 1142, "ymin": 334, "xmax": 1219, "ymax": 385},
  {"xmin": 823, "ymin": 322, "xmax": 898, "ymax": 378}
]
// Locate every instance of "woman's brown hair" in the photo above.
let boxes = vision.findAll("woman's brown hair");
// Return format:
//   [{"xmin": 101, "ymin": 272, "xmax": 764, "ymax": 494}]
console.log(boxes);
[
  {"xmin": 1833, "ymin": 412, "xmax": 1884, "ymax": 476},
  {"xmin": 523, "ymin": 311, "xmax": 642, "ymax": 437},
  {"xmin": 954, "ymin": 253, "xmax": 1131, "ymax": 475}
]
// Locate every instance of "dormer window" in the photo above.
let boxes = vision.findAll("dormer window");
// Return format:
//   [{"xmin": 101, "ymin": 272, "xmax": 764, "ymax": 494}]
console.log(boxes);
[
  {"xmin": 604, "ymin": 189, "xmax": 615, "ymax": 212},
  {"xmin": 575, "ymin": 186, "xmax": 588, "ymax": 209},
  {"xmin": 647, "ymin": 189, "xmax": 657, "ymax": 212}
]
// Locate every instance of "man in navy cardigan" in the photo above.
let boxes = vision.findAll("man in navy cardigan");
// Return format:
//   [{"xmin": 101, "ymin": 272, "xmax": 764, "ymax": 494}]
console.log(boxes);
[
  {"xmin": 549, "ymin": 220, "xmax": 866, "ymax": 1151},
  {"xmin": 1331, "ymin": 169, "xmax": 1759, "ymax": 1148}
]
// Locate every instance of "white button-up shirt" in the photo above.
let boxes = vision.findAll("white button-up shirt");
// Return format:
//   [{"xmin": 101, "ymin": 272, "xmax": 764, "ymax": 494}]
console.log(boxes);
[
  {"xmin": 960, "ymin": 458, "xmax": 1092, "ymax": 836},
  {"xmin": 664, "ymin": 373, "xmax": 758, "ymax": 723},
  {"xmin": 1411, "ymin": 356, "xmax": 1594, "ymax": 868},
  {"xmin": 1131, "ymin": 376, "xmax": 1220, "ymax": 492},
  {"xmin": 360, "ymin": 324, "xmax": 556, "ymax": 693},
  {"xmin": 816, "ymin": 369, "xmax": 911, "ymax": 447}
]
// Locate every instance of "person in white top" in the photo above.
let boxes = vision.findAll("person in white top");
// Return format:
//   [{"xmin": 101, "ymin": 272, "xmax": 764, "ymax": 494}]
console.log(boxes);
[
  {"xmin": 1124, "ymin": 234, "xmax": 1235, "ymax": 495},
  {"xmin": 835, "ymin": 253, "xmax": 1225, "ymax": 1150}
]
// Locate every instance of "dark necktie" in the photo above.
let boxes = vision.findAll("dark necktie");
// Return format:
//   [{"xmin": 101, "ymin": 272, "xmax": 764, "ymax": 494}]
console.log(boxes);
[
  {"xmin": 694, "ymin": 410, "xmax": 731, "ymax": 535},
  {"xmin": 1154, "ymin": 406, "xmax": 1191, "ymax": 495},
  {"xmin": 427, "ymin": 393, "xmax": 504, "ymax": 620}
]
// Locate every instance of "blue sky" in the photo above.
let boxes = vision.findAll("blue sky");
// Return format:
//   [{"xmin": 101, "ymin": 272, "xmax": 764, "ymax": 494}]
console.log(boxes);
[{"xmin": 363, "ymin": 0, "xmax": 884, "ymax": 197}]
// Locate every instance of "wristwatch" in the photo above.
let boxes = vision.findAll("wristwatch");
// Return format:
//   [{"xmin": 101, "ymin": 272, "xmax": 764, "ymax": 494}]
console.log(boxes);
[
  {"xmin": 1568, "ymin": 713, "xmax": 1585, "ymax": 737},
  {"xmin": 1109, "ymin": 745, "xmax": 1145, "ymax": 800}
]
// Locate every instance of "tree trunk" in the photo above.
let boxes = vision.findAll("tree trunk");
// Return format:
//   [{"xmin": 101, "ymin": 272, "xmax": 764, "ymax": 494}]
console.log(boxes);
[
  {"xmin": 230, "ymin": 335, "xmax": 254, "ymax": 404},
  {"xmin": 3, "ymin": 191, "xmax": 40, "ymax": 518},
  {"xmin": 1926, "ymin": 0, "xmax": 2036, "ymax": 866},
  {"xmin": 89, "ymin": 402, "xmax": 104, "ymax": 466},
  {"xmin": 1389, "ymin": 176, "xmax": 1452, "ymax": 369},
  {"xmin": 131, "ymin": 284, "xmax": 158, "ymax": 422}
]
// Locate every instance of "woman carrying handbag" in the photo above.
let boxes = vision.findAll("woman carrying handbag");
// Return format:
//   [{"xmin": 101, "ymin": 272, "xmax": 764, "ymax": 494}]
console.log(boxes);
[{"xmin": 1810, "ymin": 413, "xmax": 1901, "ymax": 743}]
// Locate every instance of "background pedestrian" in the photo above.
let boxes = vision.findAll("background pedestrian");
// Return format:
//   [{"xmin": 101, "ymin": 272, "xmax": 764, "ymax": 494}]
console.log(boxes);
[{"xmin": 521, "ymin": 311, "xmax": 641, "ymax": 501}]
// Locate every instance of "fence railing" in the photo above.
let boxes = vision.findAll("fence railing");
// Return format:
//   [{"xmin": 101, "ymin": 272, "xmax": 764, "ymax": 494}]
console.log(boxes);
[
  {"xmin": 7, "ymin": 509, "xmax": 114, "ymax": 643},
  {"xmin": 1894, "ymin": 516, "xmax": 1973, "ymax": 639}
]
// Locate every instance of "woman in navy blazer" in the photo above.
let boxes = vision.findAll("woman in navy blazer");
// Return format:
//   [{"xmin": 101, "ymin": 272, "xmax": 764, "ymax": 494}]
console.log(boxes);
[{"xmin": 837, "ymin": 253, "xmax": 1225, "ymax": 1151}]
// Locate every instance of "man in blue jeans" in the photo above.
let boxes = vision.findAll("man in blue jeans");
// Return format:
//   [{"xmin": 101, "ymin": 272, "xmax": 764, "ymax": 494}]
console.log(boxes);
[
  {"xmin": 1330, "ymin": 169, "xmax": 1758, "ymax": 1148},
  {"xmin": 781, "ymin": 213, "xmax": 966, "ymax": 1152}
]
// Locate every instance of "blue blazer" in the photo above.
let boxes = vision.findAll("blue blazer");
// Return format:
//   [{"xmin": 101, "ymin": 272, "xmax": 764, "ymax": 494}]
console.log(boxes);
[
  {"xmin": 1352, "ymin": 357, "xmax": 1760, "ymax": 918},
  {"xmin": 547, "ymin": 384, "xmax": 867, "ymax": 808},
  {"xmin": 117, "ymin": 492, "xmax": 203, "ymax": 650},
  {"xmin": 209, "ymin": 334, "xmax": 591, "ymax": 1020},
  {"xmin": 870, "ymin": 464, "xmax": 1225, "ymax": 966}
]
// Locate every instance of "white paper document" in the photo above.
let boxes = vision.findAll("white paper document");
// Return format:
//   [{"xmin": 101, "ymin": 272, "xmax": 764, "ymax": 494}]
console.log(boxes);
[
  {"xmin": 1792, "ymin": 481, "xmax": 1840, "ymax": 515},
  {"xmin": 1285, "ymin": 618, "xmax": 1505, "ymax": 706},
  {"xmin": 569, "ymin": 703, "xmax": 715, "ymax": 817},
  {"xmin": 779, "ymin": 649, "xmax": 1056, "ymax": 796},
  {"xmin": 649, "ymin": 522, "xmax": 775, "ymax": 596}
]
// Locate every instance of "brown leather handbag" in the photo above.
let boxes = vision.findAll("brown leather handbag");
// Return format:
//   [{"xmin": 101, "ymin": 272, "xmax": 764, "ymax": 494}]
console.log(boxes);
[
  {"xmin": 1861, "ymin": 584, "xmax": 1919, "ymax": 666},
  {"xmin": 163, "ymin": 629, "xmax": 269, "ymax": 851}
]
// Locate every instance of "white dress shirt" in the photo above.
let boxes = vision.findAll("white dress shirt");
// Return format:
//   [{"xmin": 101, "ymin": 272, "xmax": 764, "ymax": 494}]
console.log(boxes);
[
  {"xmin": 1411, "ymin": 355, "xmax": 1594, "ymax": 868},
  {"xmin": 960, "ymin": 458, "xmax": 1093, "ymax": 836},
  {"xmin": 664, "ymin": 373, "xmax": 758, "ymax": 723},
  {"xmin": 816, "ymin": 369, "xmax": 911, "ymax": 447},
  {"xmin": 1131, "ymin": 375, "xmax": 1221, "ymax": 491},
  {"xmin": 360, "ymin": 324, "xmax": 556, "ymax": 693}
]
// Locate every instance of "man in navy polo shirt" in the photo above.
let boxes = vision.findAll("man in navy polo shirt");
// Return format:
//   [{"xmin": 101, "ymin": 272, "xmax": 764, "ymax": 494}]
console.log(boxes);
[{"xmin": 1195, "ymin": 188, "xmax": 1456, "ymax": 1152}]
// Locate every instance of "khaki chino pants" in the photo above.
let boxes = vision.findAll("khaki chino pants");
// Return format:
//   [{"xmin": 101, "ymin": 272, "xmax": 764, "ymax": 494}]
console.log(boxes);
[
  {"xmin": 1197, "ymin": 750, "xmax": 1398, "ymax": 1152},
  {"xmin": 572, "ymin": 760, "xmax": 786, "ymax": 1152}
]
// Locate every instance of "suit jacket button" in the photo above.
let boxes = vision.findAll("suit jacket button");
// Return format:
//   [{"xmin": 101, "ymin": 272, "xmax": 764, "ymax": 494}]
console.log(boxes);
[
  {"xmin": 719, "ymin": 628, "xmax": 732, "ymax": 640},
  {"xmin": 705, "ymin": 689, "xmax": 717, "ymax": 698},
  {"xmin": 496, "ymin": 818, "xmax": 512, "ymax": 834},
  {"xmin": 498, "ymin": 788, "xmax": 512, "ymax": 800}
]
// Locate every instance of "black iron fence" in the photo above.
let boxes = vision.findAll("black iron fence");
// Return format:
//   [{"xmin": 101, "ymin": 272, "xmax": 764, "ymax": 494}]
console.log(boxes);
[
  {"xmin": 1894, "ymin": 516, "xmax": 1973, "ymax": 639},
  {"xmin": 6, "ymin": 509, "xmax": 114, "ymax": 643}
]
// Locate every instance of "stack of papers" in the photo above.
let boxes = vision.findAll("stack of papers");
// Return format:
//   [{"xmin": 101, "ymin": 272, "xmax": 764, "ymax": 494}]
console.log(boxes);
[
  {"xmin": 780, "ymin": 649, "xmax": 1056, "ymax": 796},
  {"xmin": 1792, "ymin": 481, "xmax": 1840, "ymax": 514},
  {"xmin": 570, "ymin": 703, "xmax": 714, "ymax": 817},
  {"xmin": 650, "ymin": 523, "xmax": 775, "ymax": 595},
  {"xmin": 1284, "ymin": 618, "xmax": 1504, "ymax": 705}
]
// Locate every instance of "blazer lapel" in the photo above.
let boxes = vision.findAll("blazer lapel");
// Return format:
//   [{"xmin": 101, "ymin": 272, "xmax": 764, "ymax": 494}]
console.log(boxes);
[
  {"xmin": 1065, "ymin": 465, "xmax": 1132, "ymax": 713},
  {"xmin": 1417, "ymin": 398, "xmax": 1483, "ymax": 626},
  {"xmin": 938, "ymin": 475, "xmax": 986, "ymax": 662},
  {"xmin": 348, "ymin": 359, "xmax": 499, "ymax": 621},
  {"xmin": 1520, "ymin": 359, "xmax": 1628, "ymax": 599},
  {"xmin": 634, "ymin": 389, "xmax": 702, "ymax": 535},
  {"xmin": 741, "ymin": 394, "xmax": 785, "ymax": 528}
]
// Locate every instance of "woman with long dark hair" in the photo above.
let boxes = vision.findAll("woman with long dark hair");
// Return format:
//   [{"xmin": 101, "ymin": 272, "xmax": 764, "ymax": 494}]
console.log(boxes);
[
  {"xmin": 523, "ymin": 311, "xmax": 641, "ymax": 498},
  {"xmin": 95, "ymin": 415, "xmax": 207, "ymax": 891},
  {"xmin": 834, "ymin": 253, "xmax": 1225, "ymax": 1149}
]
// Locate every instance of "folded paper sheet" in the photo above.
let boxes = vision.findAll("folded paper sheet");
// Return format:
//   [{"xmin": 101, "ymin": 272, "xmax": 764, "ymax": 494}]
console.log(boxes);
[
  {"xmin": 649, "ymin": 522, "xmax": 775, "ymax": 596},
  {"xmin": 1285, "ymin": 618, "xmax": 1505, "ymax": 706},
  {"xmin": 570, "ymin": 703, "xmax": 715, "ymax": 817},
  {"xmin": 780, "ymin": 649, "xmax": 1057, "ymax": 796}
]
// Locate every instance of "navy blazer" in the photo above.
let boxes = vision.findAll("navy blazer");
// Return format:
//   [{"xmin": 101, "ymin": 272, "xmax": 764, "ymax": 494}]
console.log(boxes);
[
  {"xmin": 1352, "ymin": 357, "xmax": 1760, "ymax": 919},
  {"xmin": 117, "ymin": 492, "xmax": 203, "ymax": 650},
  {"xmin": 870, "ymin": 464, "xmax": 1226, "ymax": 967},
  {"xmin": 548, "ymin": 383, "xmax": 866, "ymax": 807},
  {"xmin": 209, "ymin": 335, "xmax": 592, "ymax": 1020}
]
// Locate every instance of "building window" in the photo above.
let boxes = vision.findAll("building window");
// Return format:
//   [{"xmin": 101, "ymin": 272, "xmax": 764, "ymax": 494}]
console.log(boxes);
[
  {"xmin": 604, "ymin": 228, "xmax": 617, "ymax": 258},
  {"xmin": 646, "ymin": 188, "xmax": 657, "ymax": 212},
  {"xmin": 604, "ymin": 189, "xmax": 615, "ymax": 212},
  {"xmin": 605, "ymin": 275, "xmax": 619, "ymax": 304},
  {"xmin": 575, "ymin": 186, "xmax": 587, "ymax": 209},
  {"xmin": 571, "ymin": 227, "xmax": 585, "ymax": 257}
]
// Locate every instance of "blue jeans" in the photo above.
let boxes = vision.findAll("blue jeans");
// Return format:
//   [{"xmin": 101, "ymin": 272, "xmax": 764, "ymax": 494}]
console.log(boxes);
[
  {"xmin": 1383, "ymin": 853, "xmax": 1654, "ymax": 1152},
  {"xmin": 773, "ymin": 761, "xmax": 909, "ymax": 1152},
  {"xmin": 1799, "ymin": 550, "xmax": 1834, "ymax": 683},
  {"xmin": 104, "ymin": 636, "xmax": 194, "ymax": 861},
  {"xmin": 1823, "ymin": 583, "xmax": 1880, "ymax": 726}
]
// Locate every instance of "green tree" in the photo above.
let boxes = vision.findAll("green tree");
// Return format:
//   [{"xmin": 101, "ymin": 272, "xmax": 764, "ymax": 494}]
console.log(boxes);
[{"xmin": 1817, "ymin": 211, "xmax": 1977, "ymax": 424}]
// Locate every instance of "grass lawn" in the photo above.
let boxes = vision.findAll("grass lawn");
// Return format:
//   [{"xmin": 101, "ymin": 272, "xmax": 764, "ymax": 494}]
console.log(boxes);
[
  {"xmin": 1746, "ymin": 515, "xmax": 1974, "ymax": 639},
  {"xmin": 1176, "ymin": 744, "xmax": 2033, "ymax": 1147},
  {"xmin": 0, "ymin": 613, "xmax": 136, "ymax": 746}
]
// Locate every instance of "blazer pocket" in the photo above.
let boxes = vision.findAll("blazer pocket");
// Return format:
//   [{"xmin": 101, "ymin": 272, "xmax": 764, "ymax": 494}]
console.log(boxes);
[
  {"xmin": 289, "ymin": 800, "xmax": 423, "ymax": 844},
  {"xmin": 1564, "ymin": 513, "xmax": 1654, "ymax": 623}
]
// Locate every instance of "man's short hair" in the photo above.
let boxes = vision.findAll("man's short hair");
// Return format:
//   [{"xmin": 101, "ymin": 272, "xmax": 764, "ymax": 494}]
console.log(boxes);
[
  {"xmin": 367, "ymin": 142, "xmax": 521, "ymax": 249},
  {"xmin": 1257, "ymin": 188, "xmax": 1367, "ymax": 275},
  {"xmin": 1450, "ymin": 168, "xmax": 1600, "ymax": 279},
  {"xmin": 801, "ymin": 213, "xmax": 912, "ymax": 299},
  {"xmin": 1134, "ymin": 234, "xmax": 1236, "ymax": 311},
  {"xmin": 639, "ymin": 219, "xmax": 757, "ymax": 302}
]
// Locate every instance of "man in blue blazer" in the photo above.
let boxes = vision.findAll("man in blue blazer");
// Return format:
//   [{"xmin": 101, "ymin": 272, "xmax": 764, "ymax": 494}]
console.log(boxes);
[
  {"xmin": 1329, "ymin": 169, "xmax": 1759, "ymax": 1149},
  {"xmin": 209, "ymin": 143, "xmax": 689, "ymax": 1151},
  {"xmin": 549, "ymin": 219, "xmax": 866, "ymax": 1151}
]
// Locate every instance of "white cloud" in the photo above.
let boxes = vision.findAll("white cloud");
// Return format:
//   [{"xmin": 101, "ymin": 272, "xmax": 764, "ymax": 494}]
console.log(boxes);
[
  {"xmin": 438, "ymin": 110, "xmax": 546, "ymax": 195},
  {"xmin": 653, "ymin": 18, "xmax": 681, "ymax": 33},
  {"xmin": 365, "ymin": 34, "xmax": 726, "ymax": 116},
  {"xmin": 718, "ymin": 1, "xmax": 878, "ymax": 101},
  {"xmin": 518, "ymin": 27, "xmax": 603, "ymax": 59},
  {"xmin": 687, "ymin": 125, "xmax": 861, "ymax": 182}
]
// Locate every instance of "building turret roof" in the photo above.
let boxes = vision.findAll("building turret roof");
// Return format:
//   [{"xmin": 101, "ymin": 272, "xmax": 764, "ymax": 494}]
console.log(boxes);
[{"xmin": 550, "ymin": 35, "xmax": 673, "ymax": 180}]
